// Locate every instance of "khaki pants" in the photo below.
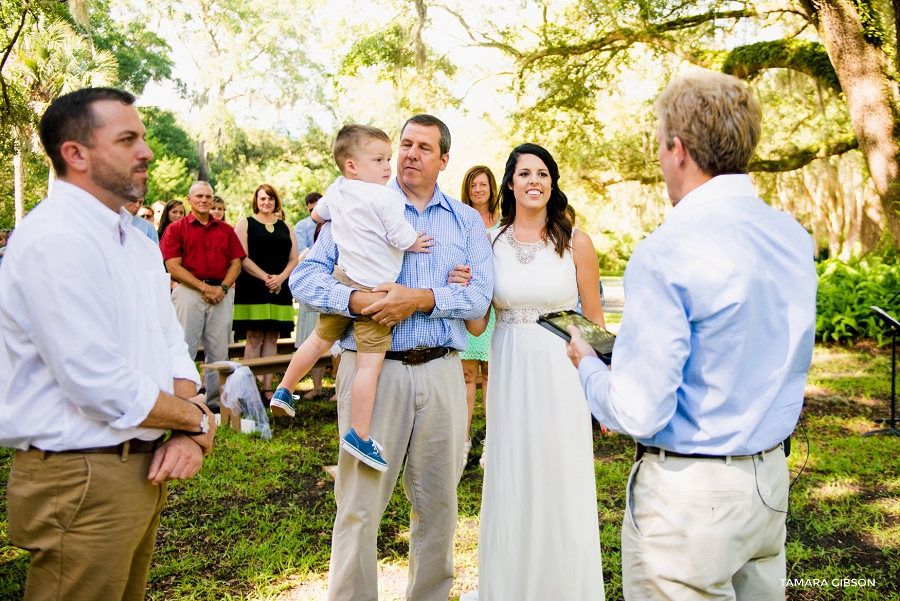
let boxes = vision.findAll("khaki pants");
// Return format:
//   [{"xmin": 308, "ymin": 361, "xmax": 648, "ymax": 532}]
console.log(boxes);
[
  {"xmin": 7, "ymin": 449, "xmax": 167, "ymax": 601},
  {"xmin": 172, "ymin": 284, "xmax": 235, "ymax": 405},
  {"xmin": 328, "ymin": 350, "xmax": 467, "ymax": 601},
  {"xmin": 622, "ymin": 447, "xmax": 789, "ymax": 600}
]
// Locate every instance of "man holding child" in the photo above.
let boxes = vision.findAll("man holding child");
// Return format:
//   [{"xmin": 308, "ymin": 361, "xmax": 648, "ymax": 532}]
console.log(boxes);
[{"xmin": 290, "ymin": 114, "xmax": 493, "ymax": 601}]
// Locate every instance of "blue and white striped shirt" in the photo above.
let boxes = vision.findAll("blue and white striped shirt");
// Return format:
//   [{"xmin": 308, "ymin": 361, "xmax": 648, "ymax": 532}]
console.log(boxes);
[{"xmin": 289, "ymin": 178, "xmax": 493, "ymax": 352}]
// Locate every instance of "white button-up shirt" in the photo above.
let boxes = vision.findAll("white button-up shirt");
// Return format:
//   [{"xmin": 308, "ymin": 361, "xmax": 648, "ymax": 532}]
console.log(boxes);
[
  {"xmin": 316, "ymin": 176, "xmax": 419, "ymax": 288},
  {"xmin": 0, "ymin": 181, "xmax": 200, "ymax": 451},
  {"xmin": 579, "ymin": 174, "xmax": 817, "ymax": 456}
]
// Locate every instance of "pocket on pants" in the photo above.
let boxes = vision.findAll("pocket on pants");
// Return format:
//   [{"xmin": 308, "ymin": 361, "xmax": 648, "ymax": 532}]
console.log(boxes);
[{"xmin": 624, "ymin": 460, "xmax": 643, "ymax": 538}]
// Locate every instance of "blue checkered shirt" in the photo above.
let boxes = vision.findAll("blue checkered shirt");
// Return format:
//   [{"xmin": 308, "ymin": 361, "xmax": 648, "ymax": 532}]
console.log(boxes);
[{"xmin": 289, "ymin": 178, "xmax": 493, "ymax": 351}]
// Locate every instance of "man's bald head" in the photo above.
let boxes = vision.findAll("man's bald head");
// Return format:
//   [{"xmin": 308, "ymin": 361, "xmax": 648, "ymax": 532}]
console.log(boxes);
[{"xmin": 187, "ymin": 181, "xmax": 214, "ymax": 218}]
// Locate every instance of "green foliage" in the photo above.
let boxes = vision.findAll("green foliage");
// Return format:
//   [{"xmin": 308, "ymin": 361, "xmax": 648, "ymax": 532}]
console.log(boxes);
[
  {"xmin": 594, "ymin": 230, "xmax": 638, "ymax": 275},
  {"xmin": 815, "ymin": 255, "xmax": 900, "ymax": 343},
  {"xmin": 848, "ymin": 0, "xmax": 887, "ymax": 47},
  {"xmin": 722, "ymin": 39, "xmax": 841, "ymax": 94},
  {"xmin": 147, "ymin": 156, "xmax": 192, "ymax": 201},
  {"xmin": 88, "ymin": 0, "xmax": 174, "ymax": 95}
]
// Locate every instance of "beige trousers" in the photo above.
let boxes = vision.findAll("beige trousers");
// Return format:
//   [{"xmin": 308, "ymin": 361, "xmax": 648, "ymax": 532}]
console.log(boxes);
[
  {"xmin": 172, "ymin": 284, "xmax": 235, "ymax": 405},
  {"xmin": 622, "ymin": 447, "xmax": 789, "ymax": 601},
  {"xmin": 7, "ymin": 449, "xmax": 167, "ymax": 601},
  {"xmin": 328, "ymin": 350, "xmax": 467, "ymax": 601}
]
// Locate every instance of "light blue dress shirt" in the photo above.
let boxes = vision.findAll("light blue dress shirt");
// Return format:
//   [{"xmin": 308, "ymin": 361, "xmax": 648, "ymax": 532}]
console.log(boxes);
[
  {"xmin": 289, "ymin": 178, "xmax": 493, "ymax": 352},
  {"xmin": 578, "ymin": 174, "xmax": 817, "ymax": 456},
  {"xmin": 131, "ymin": 214, "xmax": 159, "ymax": 244},
  {"xmin": 294, "ymin": 216, "xmax": 317, "ymax": 252}
]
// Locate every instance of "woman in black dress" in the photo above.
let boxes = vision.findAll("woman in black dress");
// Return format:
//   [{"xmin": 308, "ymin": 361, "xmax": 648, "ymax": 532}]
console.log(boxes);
[{"xmin": 233, "ymin": 184, "xmax": 299, "ymax": 400}]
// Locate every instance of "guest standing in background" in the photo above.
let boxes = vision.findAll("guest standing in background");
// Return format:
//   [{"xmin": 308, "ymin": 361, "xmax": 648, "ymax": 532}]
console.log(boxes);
[
  {"xmin": 137, "ymin": 204, "xmax": 154, "ymax": 222},
  {"xmin": 125, "ymin": 198, "xmax": 159, "ymax": 244},
  {"xmin": 458, "ymin": 165, "xmax": 501, "ymax": 469},
  {"xmin": 211, "ymin": 196, "xmax": 227, "ymax": 222},
  {"xmin": 160, "ymin": 181, "xmax": 245, "ymax": 408},
  {"xmin": 294, "ymin": 191, "xmax": 328, "ymax": 398},
  {"xmin": 157, "ymin": 199, "xmax": 185, "ymax": 242},
  {"xmin": 151, "ymin": 200, "xmax": 166, "ymax": 228},
  {"xmin": 233, "ymin": 184, "xmax": 299, "ymax": 401}
]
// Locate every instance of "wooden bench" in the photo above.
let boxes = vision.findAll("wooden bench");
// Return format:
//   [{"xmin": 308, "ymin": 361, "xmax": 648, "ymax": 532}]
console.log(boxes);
[
  {"xmin": 201, "ymin": 352, "xmax": 333, "ymax": 431},
  {"xmin": 195, "ymin": 338, "xmax": 298, "ymax": 362}
]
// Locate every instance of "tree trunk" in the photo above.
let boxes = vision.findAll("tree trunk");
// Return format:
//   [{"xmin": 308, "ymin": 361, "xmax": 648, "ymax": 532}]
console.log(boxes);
[
  {"xmin": 13, "ymin": 138, "xmax": 24, "ymax": 225},
  {"xmin": 198, "ymin": 139, "xmax": 207, "ymax": 181},
  {"xmin": 813, "ymin": 0, "xmax": 900, "ymax": 240}
]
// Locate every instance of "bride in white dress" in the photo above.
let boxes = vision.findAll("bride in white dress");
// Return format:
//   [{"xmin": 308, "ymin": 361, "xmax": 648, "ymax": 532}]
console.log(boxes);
[{"xmin": 462, "ymin": 144, "xmax": 606, "ymax": 601}]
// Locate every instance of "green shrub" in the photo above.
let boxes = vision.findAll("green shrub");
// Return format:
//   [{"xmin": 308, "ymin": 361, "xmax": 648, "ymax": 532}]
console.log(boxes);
[
  {"xmin": 595, "ymin": 231, "xmax": 638, "ymax": 276},
  {"xmin": 816, "ymin": 256, "xmax": 900, "ymax": 344}
]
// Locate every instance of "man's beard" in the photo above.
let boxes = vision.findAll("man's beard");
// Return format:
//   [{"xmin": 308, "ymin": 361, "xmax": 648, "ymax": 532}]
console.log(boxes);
[{"xmin": 91, "ymin": 157, "xmax": 149, "ymax": 202}]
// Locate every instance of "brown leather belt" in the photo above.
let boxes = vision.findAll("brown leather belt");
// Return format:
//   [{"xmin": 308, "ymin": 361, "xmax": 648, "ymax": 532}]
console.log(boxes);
[
  {"xmin": 384, "ymin": 347, "xmax": 453, "ymax": 365},
  {"xmin": 33, "ymin": 437, "xmax": 164, "ymax": 455},
  {"xmin": 635, "ymin": 441, "xmax": 783, "ymax": 462}
]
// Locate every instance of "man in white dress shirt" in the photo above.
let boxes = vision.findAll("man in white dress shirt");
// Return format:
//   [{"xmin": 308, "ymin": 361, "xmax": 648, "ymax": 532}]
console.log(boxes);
[
  {"xmin": 567, "ymin": 71, "xmax": 817, "ymax": 599},
  {"xmin": 0, "ymin": 88, "xmax": 217, "ymax": 601}
]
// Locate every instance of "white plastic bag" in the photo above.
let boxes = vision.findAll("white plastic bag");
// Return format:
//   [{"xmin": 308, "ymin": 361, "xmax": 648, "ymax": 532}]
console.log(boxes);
[{"xmin": 220, "ymin": 362, "xmax": 272, "ymax": 440}]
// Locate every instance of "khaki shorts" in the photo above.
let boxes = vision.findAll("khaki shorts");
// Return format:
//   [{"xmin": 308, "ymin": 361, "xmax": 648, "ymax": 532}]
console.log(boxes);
[{"xmin": 314, "ymin": 266, "xmax": 393, "ymax": 353}]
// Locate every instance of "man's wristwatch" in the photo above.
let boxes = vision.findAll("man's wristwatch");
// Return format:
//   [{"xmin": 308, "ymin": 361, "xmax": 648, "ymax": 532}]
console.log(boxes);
[{"xmin": 220, "ymin": 283, "xmax": 230, "ymax": 293}]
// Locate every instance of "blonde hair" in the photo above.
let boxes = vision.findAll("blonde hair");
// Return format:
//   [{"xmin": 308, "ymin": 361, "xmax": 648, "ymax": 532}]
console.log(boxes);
[
  {"xmin": 333, "ymin": 124, "xmax": 391, "ymax": 174},
  {"xmin": 655, "ymin": 70, "xmax": 762, "ymax": 176}
]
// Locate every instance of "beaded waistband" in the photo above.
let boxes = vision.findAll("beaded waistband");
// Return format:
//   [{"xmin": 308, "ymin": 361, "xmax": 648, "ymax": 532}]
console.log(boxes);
[{"xmin": 495, "ymin": 304, "xmax": 576, "ymax": 329}]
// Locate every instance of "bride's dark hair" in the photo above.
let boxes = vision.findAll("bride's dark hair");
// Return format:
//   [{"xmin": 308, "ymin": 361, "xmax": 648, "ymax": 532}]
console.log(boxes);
[{"xmin": 496, "ymin": 143, "xmax": 574, "ymax": 257}]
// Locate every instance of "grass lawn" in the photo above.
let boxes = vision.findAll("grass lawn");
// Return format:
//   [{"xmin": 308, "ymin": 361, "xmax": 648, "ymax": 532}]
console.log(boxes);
[{"xmin": 0, "ymin": 342, "xmax": 898, "ymax": 600}]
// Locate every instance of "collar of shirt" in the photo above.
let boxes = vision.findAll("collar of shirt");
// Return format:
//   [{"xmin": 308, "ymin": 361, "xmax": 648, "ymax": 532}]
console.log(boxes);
[
  {"xmin": 670, "ymin": 173, "xmax": 757, "ymax": 216},
  {"xmin": 53, "ymin": 180, "xmax": 132, "ymax": 245},
  {"xmin": 387, "ymin": 177, "xmax": 453, "ymax": 213},
  {"xmin": 186, "ymin": 212, "xmax": 220, "ymax": 228}
]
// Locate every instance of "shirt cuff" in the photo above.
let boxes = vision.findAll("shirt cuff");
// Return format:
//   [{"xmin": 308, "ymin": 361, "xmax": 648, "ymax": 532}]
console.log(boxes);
[
  {"xmin": 578, "ymin": 356, "xmax": 613, "ymax": 424},
  {"xmin": 108, "ymin": 374, "xmax": 160, "ymax": 431},
  {"xmin": 171, "ymin": 357, "xmax": 202, "ymax": 388},
  {"xmin": 330, "ymin": 283, "xmax": 355, "ymax": 317},
  {"xmin": 429, "ymin": 287, "xmax": 454, "ymax": 319}
]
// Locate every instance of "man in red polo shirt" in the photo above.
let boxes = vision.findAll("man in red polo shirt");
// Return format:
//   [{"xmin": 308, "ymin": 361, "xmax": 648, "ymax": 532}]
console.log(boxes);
[{"xmin": 160, "ymin": 181, "xmax": 245, "ymax": 406}]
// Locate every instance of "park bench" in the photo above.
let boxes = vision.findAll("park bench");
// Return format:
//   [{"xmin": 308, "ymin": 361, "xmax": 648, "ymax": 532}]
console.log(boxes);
[
  {"xmin": 195, "ymin": 338, "xmax": 298, "ymax": 362},
  {"xmin": 201, "ymin": 351, "xmax": 333, "ymax": 431}
]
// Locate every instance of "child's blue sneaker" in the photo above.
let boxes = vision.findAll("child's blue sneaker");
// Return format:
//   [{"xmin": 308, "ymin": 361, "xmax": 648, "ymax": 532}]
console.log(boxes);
[
  {"xmin": 340, "ymin": 428, "xmax": 388, "ymax": 472},
  {"xmin": 270, "ymin": 387, "xmax": 298, "ymax": 417}
]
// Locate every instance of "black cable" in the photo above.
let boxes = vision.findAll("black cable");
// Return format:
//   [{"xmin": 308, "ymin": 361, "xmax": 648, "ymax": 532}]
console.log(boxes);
[{"xmin": 752, "ymin": 420, "xmax": 810, "ymax": 519}]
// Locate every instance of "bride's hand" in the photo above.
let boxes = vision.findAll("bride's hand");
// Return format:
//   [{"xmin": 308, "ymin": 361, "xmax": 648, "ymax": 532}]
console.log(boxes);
[{"xmin": 447, "ymin": 264, "xmax": 472, "ymax": 286}]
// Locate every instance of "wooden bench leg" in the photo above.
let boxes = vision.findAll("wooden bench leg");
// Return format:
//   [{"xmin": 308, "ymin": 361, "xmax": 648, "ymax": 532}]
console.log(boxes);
[{"xmin": 216, "ymin": 371, "xmax": 241, "ymax": 432}]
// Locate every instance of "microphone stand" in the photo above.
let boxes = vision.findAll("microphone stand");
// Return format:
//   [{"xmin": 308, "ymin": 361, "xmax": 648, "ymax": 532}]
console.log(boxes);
[{"xmin": 864, "ymin": 302, "xmax": 900, "ymax": 437}]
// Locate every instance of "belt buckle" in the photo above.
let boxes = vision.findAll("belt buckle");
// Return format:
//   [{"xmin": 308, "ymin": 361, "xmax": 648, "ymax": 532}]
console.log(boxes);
[{"xmin": 404, "ymin": 349, "xmax": 427, "ymax": 365}]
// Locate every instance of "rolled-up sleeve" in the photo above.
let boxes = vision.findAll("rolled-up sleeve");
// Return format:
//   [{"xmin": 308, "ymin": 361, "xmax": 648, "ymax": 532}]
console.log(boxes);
[
  {"xmin": 429, "ymin": 213, "xmax": 493, "ymax": 320},
  {"xmin": 15, "ymin": 234, "xmax": 160, "ymax": 429},
  {"xmin": 289, "ymin": 224, "xmax": 354, "ymax": 317}
]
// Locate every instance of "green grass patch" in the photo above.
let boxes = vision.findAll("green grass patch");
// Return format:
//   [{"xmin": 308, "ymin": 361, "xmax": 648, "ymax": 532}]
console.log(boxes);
[{"xmin": 1, "ymin": 347, "xmax": 899, "ymax": 600}]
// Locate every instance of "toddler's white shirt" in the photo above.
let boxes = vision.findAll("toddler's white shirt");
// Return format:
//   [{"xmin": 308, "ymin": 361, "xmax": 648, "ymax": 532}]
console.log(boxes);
[{"xmin": 316, "ymin": 176, "xmax": 419, "ymax": 288}]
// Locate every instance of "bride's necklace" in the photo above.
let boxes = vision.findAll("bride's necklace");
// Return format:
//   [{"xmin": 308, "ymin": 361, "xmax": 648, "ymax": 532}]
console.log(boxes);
[{"xmin": 504, "ymin": 223, "xmax": 546, "ymax": 264}]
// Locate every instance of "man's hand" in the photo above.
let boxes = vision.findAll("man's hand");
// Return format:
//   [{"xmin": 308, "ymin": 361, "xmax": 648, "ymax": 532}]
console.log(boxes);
[
  {"xmin": 447, "ymin": 264, "xmax": 472, "ymax": 286},
  {"xmin": 566, "ymin": 325, "xmax": 599, "ymax": 369},
  {"xmin": 147, "ymin": 433, "xmax": 204, "ymax": 485},
  {"xmin": 201, "ymin": 284, "xmax": 223, "ymax": 305},
  {"xmin": 360, "ymin": 283, "xmax": 434, "ymax": 327}
]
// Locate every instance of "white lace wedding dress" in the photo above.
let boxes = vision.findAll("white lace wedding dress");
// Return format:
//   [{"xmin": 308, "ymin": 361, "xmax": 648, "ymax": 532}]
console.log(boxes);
[{"xmin": 463, "ymin": 227, "xmax": 604, "ymax": 601}]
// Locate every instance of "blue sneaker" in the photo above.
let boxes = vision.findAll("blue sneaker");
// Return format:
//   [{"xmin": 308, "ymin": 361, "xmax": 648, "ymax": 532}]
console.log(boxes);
[
  {"xmin": 340, "ymin": 428, "xmax": 388, "ymax": 472},
  {"xmin": 270, "ymin": 387, "xmax": 298, "ymax": 417}
]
